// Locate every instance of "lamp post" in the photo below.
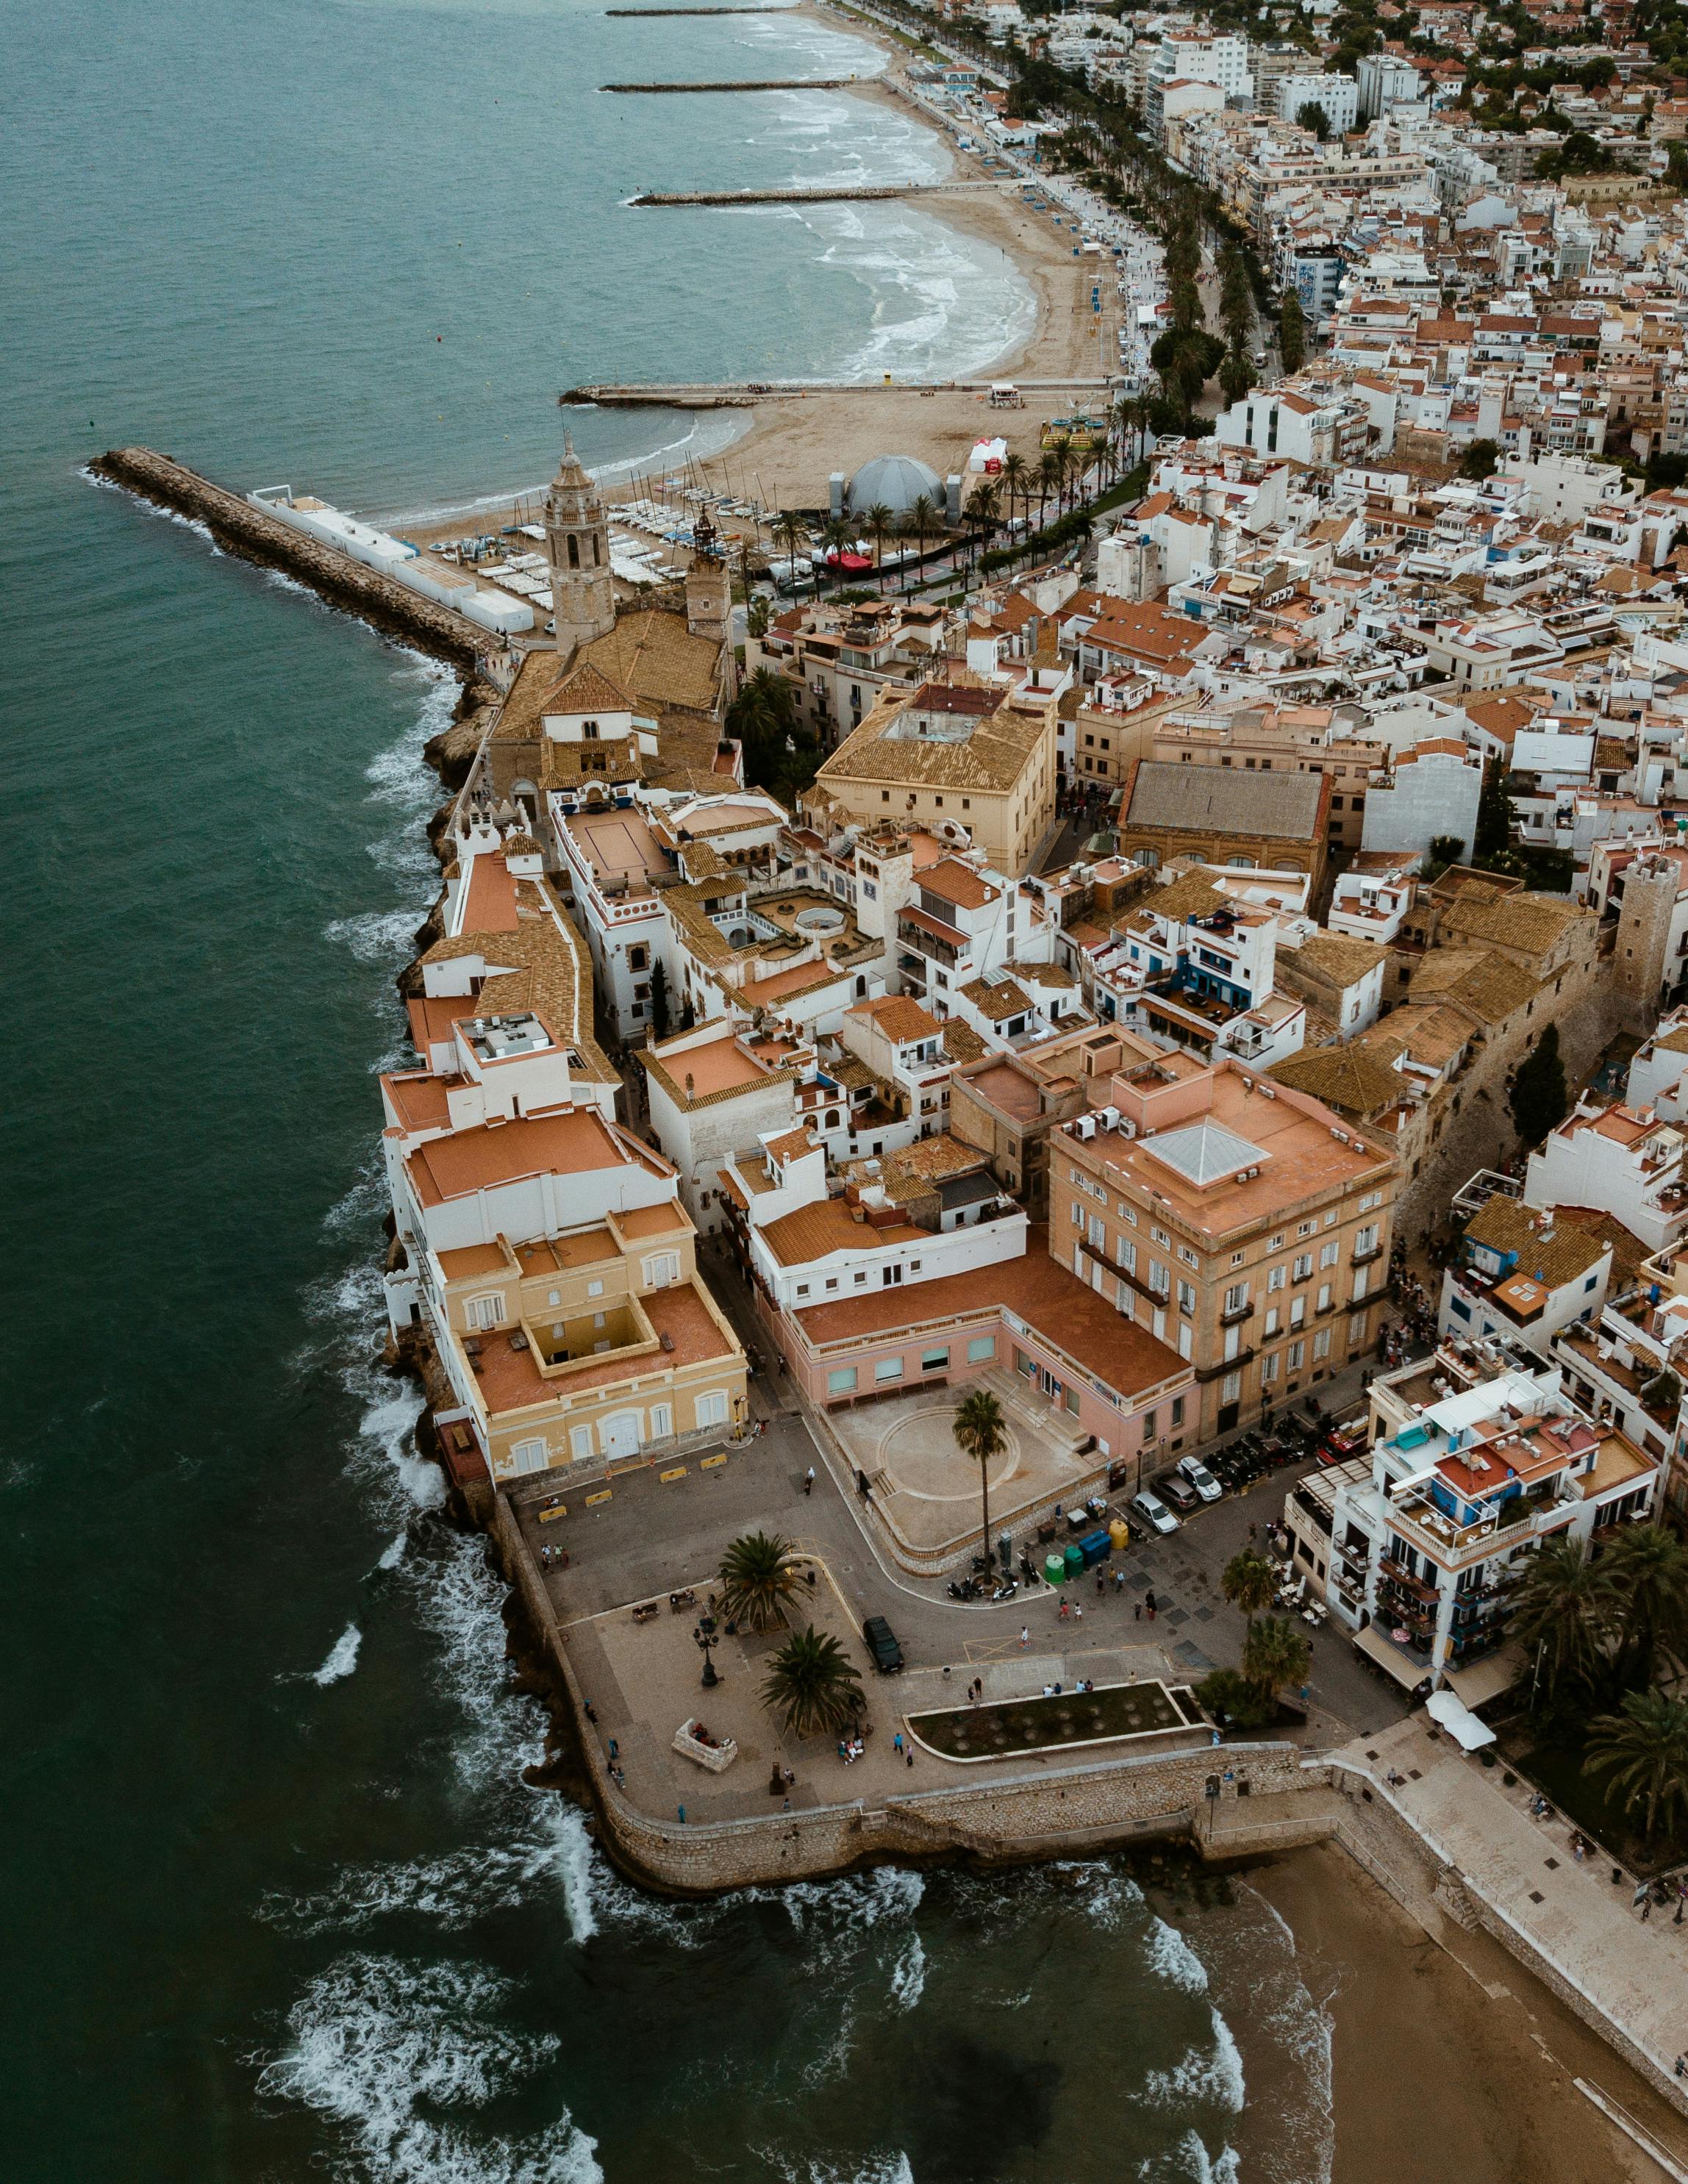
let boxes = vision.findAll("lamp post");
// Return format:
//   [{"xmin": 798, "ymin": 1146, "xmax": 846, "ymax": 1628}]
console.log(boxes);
[{"xmin": 695, "ymin": 1628, "xmax": 721, "ymax": 1689}]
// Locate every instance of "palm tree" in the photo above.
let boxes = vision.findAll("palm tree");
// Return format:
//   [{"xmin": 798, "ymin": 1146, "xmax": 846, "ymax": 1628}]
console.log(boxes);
[
  {"xmin": 904, "ymin": 493, "xmax": 938, "ymax": 583},
  {"xmin": 1511, "ymin": 1536, "xmax": 1614, "ymax": 1705},
  {"xmin": 1037, "ymin": 449, "xmax": 1061, "ymax": 529},
  {"xmin": 745, "ymin": 592, "xmax": 770, "ymax": 642},
  {"xmin": 964, "ymin": 479, "xmax": 999, "ymax": 566},
  {"xmin": 1001, "ymin": 450, "xmax": 1028, "ymax": 537},
  {"xmin": 822, "ymin": 517, "xmax": 852, "ymax": 596},
  {"xmin": 865, "ymin": 501, "xmax": 894, "ymax": 593},
  {"xmin": 1051, "ymin": 434, "xmax": 1074, "ymax": 513},
  {"xmin": 1221, "ymin": 1548, "xmax": 1278, "ymax": 1631},
  {"xmin": 760, "ymin": 1625, "xmax": 865, "ymax": 1739},
  {"xmin": 717, "ymin": 1530, "xmax": 803, "ymax": 1633},
  {"xmin": 1242, "ymin": 1615, "xmax": 1311, "ymax": 1712},
  {"xmin": 776, "ymin": 509, "xmax": 807, "ymax": 590},
  {"xmin": 953, "ymin": 1386, "xmax": 1008, "ymax": 1573},
  {"xmin": 1600, "ymin": 1524, "xmax": 1688, "ymax": 1690},
  {"xmin": 1586, "ymin": 1687, "xmax": 1688, "ymax": 1841}
]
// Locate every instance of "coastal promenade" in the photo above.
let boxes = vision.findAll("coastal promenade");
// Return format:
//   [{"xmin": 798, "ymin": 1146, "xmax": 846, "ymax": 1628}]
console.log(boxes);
[
  {"xmin": 628, "ymin": 179, "xmax": 1009, "ymax": 207},
  {"xmin": 562, "ymin": 374, "xmax": 1112, "ymax": 407}
]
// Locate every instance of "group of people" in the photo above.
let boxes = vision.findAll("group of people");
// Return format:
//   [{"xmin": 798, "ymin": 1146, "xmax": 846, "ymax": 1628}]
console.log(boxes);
[
  {"xmin": 538, "ymin": 1543, "xmax": 568, "ymax": 1572},
  {"xmin": 837, "ymin": 1733, "xmax": 867, "ymax": 1765}
]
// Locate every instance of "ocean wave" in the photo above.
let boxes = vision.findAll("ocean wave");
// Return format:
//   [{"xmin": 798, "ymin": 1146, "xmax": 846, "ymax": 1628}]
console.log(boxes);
[
  {"xmin": 887, "ymin": 1934, "xmax": 926, "ymax": 2012},
  {"xmin": 779, "ymin": 1865, "xmax": 924, "ymax": 1936},
  {"xmin": 79, "ymin": 464, "xmax": 225, "ymax": 555},
  {"xmin": 1137, "ymin": 2131, "xmax": 1241, "ymax": 2183},
  {"xmin": 1145, "ymin": 1916, "xmax": 1209, "ymax": 1997},
  {"xmin": 1143, "ymin": 2008, "xmax": 1246, "ymax": 2115},
  {"xmin": 768, "ymin": 2155, "xmax": 915, "ymax": 2184},
  {"xmin": 256, "ymin": 1952, "xmax": 600, "ymax": 2184},
  {"xmin": 262, "ymin": 1817, "xmax": 579, "ymax": 1938},
  {"xmin": 325, "ymin": 906, "xmax": 428, "ymax": 964},
  {"xmin": 399, "ymin": 1528, "xmax": 545, "ymax": 1794},
  {"xmin": 377, "ymin": 1530, "xmax": 409, "ymax": 1572},
  {"xmin": 314, "ymin": 1623, "xmax": 364, "ymax": 1686}
]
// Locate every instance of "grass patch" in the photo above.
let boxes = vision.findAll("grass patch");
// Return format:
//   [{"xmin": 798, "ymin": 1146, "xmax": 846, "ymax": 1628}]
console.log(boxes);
[{"xmin": 909, "ymin": 1678, "xmax": 1200, "ymax": 1760}]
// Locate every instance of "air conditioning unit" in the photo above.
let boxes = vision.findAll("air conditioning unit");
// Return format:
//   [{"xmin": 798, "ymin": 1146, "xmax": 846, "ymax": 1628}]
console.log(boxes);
[{"xmin": 1076, "ymin": 1116, "xmax": 1098, "ymax": 1140}]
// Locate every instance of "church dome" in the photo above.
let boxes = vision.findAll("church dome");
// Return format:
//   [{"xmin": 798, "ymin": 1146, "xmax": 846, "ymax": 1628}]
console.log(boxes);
[{"xmin": 845, "ymin": 454, "xmax": 944, "ymax": 521}]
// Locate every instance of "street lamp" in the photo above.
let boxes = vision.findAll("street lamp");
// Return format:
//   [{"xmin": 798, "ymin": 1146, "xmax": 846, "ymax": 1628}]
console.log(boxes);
[{"xmin": 695, "ymin": 1628, "xmax": 721, "ymax": 1689}]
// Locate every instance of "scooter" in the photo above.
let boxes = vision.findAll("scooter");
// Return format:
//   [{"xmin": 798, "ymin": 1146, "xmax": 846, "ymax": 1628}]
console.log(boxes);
[
  {"xmin": 947, "ymin": 1577, "xmax": 982, "ymax": 1602},
  {"xmin": 992, "ymin": 1577, "xmax": 1018, "ymax": 1603}
]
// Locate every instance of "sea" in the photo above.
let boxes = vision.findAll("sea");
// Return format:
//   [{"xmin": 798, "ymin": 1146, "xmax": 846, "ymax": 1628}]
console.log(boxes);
[{"xmin": 2, "ymin": 1, "xmax": 1336, "ymax": 2177}]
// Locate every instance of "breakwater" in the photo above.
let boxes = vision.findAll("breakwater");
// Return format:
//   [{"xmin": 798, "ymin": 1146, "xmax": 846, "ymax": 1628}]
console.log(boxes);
[
  {"xmin": 629, "ymin": 181, "xmax": 995, "ymax": 207},
  {"xmin": 560, "ymin": 374, "xmax": 1111, "ymax": 405},
  {"xmin": 88, "ymin": 448, "xmax": 495, "ymax": 671},
  {"xmin": 603, "ymin": 77, "xmax": 861, "ymax": 90},
  {"xmin": 607, "ymin": 7, "xmax": 790, "ymax": 13}
]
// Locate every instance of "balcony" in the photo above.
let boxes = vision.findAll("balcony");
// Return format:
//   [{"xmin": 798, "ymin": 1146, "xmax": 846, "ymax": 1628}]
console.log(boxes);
[
  {"xmin": 1351, "ymin": 1241, "xmax": 1383, "ymax": 1267},
  {"xmin": 1220, "ymin": 1298, "xmax": 1254, "ymax": 1327}
]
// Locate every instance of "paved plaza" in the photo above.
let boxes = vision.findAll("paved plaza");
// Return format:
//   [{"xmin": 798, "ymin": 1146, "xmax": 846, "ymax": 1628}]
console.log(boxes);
[{"xmin": 823, "ymin": 1370, "xmax": 1104, "ymax": 1564}]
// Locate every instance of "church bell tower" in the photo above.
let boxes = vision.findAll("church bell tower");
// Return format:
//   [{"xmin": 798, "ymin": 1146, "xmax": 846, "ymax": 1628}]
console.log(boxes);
[{"xmin": 545, "ymin": 433, "xmax": 615, "ymax": 657}]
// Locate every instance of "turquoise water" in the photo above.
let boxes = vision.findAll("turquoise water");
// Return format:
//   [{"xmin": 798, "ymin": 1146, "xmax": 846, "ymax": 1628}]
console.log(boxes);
[{"xmin": 2, "ymin": 3, "xmax": 1333, "ymax": 2177}]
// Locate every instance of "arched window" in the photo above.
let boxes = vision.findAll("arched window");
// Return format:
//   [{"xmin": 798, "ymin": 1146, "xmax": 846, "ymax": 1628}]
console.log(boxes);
[
  {"xmin": 592, "ymin": 534, "xmax": 601, "ymax": 566},
  {"xmin": 568, "ymin": 534, "xmax": 579, "ymax": 570}
]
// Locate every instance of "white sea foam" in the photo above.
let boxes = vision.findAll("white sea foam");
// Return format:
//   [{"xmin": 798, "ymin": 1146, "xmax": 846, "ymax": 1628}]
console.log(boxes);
[
  {"xmin": 378, "ymin": 1531, "xmax": 408, "ymax": 1572},
  {"xmin": 779, "ymin": 1864, "xmax": 924, "ymax": 1934},
  {"xmin": 1137, "ymin": 2131, "xmax": 1242, "ymax": 2183},
  {"xmin": 324, "ymin": 906, "xmax": 426, "ymax": 964},
  {"xmin": 1143, "ymin": 2008, "xmax": 1246, "ymax": 2114},
  {"xmin": 313, "ymin": 1623, "xmax": 363, "ymax": 1686},
  {"xmin": 887, "ymin": 1933, "xmax": 926, "ymax": 2011},
  {"xmin": 1146, "ymin": 1916, "xmax": 1210, "ymax": 1997},
  {"xmin": 79, "ymin": 465, "xmax": 224, "ymax": 554},
  {"xmin": 257, "ymin": 1953, "xmax": 601, "ymax": 2184},
  {"xmin": 772, "ymin": 2158, "xmax": 916, "ymax": 2184}
]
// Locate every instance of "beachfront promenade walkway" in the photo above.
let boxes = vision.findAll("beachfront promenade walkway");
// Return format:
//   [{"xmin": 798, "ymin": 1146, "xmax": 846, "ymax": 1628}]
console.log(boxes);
[{"xmin": 1338, "ymin": 1716, "xmax": 1688, "ymax": 2088}]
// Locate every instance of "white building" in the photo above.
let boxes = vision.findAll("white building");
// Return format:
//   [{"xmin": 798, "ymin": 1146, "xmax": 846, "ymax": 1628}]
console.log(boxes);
[
  {"xmin": 1524, "ymin": 1097, "xmax": 1688, "ymax": 1258},
  {"xmin": 1144, "ymin": 31, "xmax": 1251, "ymax": 136},
  {"xmin": 1356, "ymin": 51, "xmax": 1423, "ymax": 120},
  {"xmin": 1328, "ymin": 851, "xmax": 1417, "ymax": 944},
  {"xmin": 1276, "ymin": 73, "xmax": 1359, "ymax": 137},
  {"xmin": 1439, "ymin": 1195, "xmax": 1611, "ymax": 1360},
  {"xmin": 1360, "ymin": 739, "xmax": 1483, "ymax": 864}
]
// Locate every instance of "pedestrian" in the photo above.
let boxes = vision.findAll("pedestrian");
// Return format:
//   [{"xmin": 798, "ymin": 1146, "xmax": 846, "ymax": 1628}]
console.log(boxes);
[
  {"xmin": 1643, "ymin": 1896, "xmax": 1653, "ymax": 1923},
  {"xmin": 1634, "ymin": 1881, "xmax": 1650, "ymax": 1913},
  {"xmin": 1059, "ymin": 1600, "xmax": 1070, "ymax": 1621},
  {"xmin": 1114, "ymin": 1569, "xmax": 1125, "ymax": 1594},
  {"xmin": 1020, "ymin": 1625, "xmax": 1029, "ymax": 1648},
  {"xmin": 782, "ymin": 1797, "xmax": 791, "ymax": 1811},
  {"xmin": 608, "ymin": 1737, "xmax": 619, "ymax": 1761},
  {"xmin": 893, "ymin": 1731, "xmax": 904, "ymax": 1757},
  {"xmin": 906, "ymin": 1747, "xmax": 915, "ymax": 1768},
  {"xmin": 584, "ymin": 1701, "xmax": 598, "ymax": 1725},
  {"xmin": 1096, "ymin": 1572, "xmax": 1104, "ymax": 1596},
  {"xmin": 1248, "ymin": 1522, "xmax": 1256, "ymax": 1542},
  {"xmin": 1134, "ymin": 1603, "xmax": 1141, "ymax": 1620},
  {"xmin": 1676, "ymin": 2054, "xmax": 1687, "ymax": 2079},
  {"xmin": 804, "ymin": 1465, "xmax": 815, "ymax": 1497},
  {"xmin": 677, "ymin": 1805, "xmax": 687, "ymax": 1825},
  {"xmin": 1073, "ymin": 1603, "xmax": 1083, "ymax": 1623}
]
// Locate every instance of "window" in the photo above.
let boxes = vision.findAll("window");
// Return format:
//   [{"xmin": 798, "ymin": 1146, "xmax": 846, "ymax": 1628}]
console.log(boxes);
[
  {"xmin": 1355, "ymin": 1225, "xmax": 1378, "ymax": 1256},
  {"xmin": 643, "ymin": 1252, "xmax": 681, "ymax": 1289},
  {"xmin": 587, "ymin": 1279, "xmax": 604, "ymax": 1299},
  {"xmin": 1268, "ymin": 1232, "xmax": 1284, "ymax": 1251},
  {"xmin": 1224, "ymin": 1283, "xmax": 1248, "ymax": 1315},
  {"xmin": 1290, "ymin": 1297, "xmax": 1306, "ymax": 1331},
  {"xmin": 1171, "ymin": 1395, "xmax": 1184, "ymax": 1427},
  {"xmin": 1317, "ymin": 1283, "xmax": 1331, "ymax": 1314},
  {"xmin": 1088, "ymin": 1213, "xmax": 1106, "ymax": 1249},
  {"xmin": 509, "ymin": 1438, "xmax": 548, "ymax": 1476},
  {"xmin": 1267, "ymin": 1265, "xmax": 1287, "ymax": 1293},
  {"xmin": 1177, "ymin": 1280, "xmax": 1196, "ymax": 1317},
  {"xmin": 922, "ymin": 1347, "xmax": 951, "ymax": 1373},
  {"xmin": 825, "ymin": 1278, "xmax": 839, "ymax": 1293},
  {"xmin": 1151, "ymin": 1225, "xmax": 1171, "ymax": 1248},
  {"xmin": 1298, "ymin": 1220, "xmax": 1316, "ymax": 1239},
  {"xmin": 874, "ymin": 1356, "xmax": 904, "ymax": 1384},
  {"xmin": 1142, "ymin": 1409, "xmax": 1158, "ymax": 1442},
  {"xmin": 854, "ymin": 1270, "xmax": 868, "ymax": 1286},
  {"xmin": 828, "ymin": 1367, "xmax": 859, "ymax": 1395},
  {"xmin": 695, "ymin": 1389, "xmax": 730, "ymax": 1429},
  {"xmin": 796, "ymin": 1283, "xmax": 810, "ymax": 1298},
  {"xmin": 1177, "ymin": 1245, "xmax": 1199, "ymax": 1268},
  {"xmin": 1292, "ymin": 1254, "xmax": 1313, "ymax": 1281},
  {"xmin": 1320, "ymin": 1240, "xmax": 1340, "ymax": 1268},
  {"xmin": 1262, "ymin": 1353, "xmax": 1280, "ymax": 1384},
  {"xmin": 1221, "ymin": 1372, "xmax": 1242, "ymax": 1404},
  {"xmin": 1312, "ymin": 1328, "xmax": 1331, "ymax": 1361},
  {"xmin": 1231, "ymin": 1250, "xmax": 1245, "ymax": 1268},
  {"xmin": 967, "ymin": 1334, "xmax": 995, "ymax": 1364},
  {"xmin": 1071, "ymin": 1200, "xmax": 1084, "ymax": 1227},
  {"xmin": 569, "ymin": 1424, "xmax": 595, "ymax": 1462},
  {"xmin": 1352, "ymin": 1267, "xmax": 1370, "ymax": 1302},
  {"xmin": 1264, "ymin": 1306, "xmax": 1280, "ymax": 1338},
  {"xmin": 650, "ymin": 1402, "xmax": 673, "ymax": 1439},
  {"xmin": 1348, "ymin": 1311, "xmax": 1369, "ymax": 1343},
  {"xmin": 628, "ymin": 945, "xmax": 648, "ymax": 972},
  {"xmin": 466, "ymin": 1293, "xmax": 505, "ymax": 1332},
  {"xmin": 1288, "ymin": 1341, "xmax": 1305, "ymax": 1371}
]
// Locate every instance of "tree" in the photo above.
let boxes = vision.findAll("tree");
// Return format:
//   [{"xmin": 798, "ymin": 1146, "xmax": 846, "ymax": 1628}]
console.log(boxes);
[
  {"xmin": 1586, "ymin": 1687, "xmax": 1688, "ymax": 1842},
  {"xmin": 760, "ymin": 1625, "xmax": 865, "ymax": 1739},
  {"xmin": 1037, "ymin": 449, "xmax": 1061, "ymax": 527},
  {"xmin": 717, "ymin": 1530, "xmax": 804, "ymax": 1633},
  {"xmin": 1242, "ymin": 1615, "xmax": 1312, "ymax": 1709},
  {"xmin": 1194, "ymin": 1666, "xmax": 1273, "ymax": 1730},
  {"xmin": 1509, "ymin": 1023, "xmax": 1568, "ymax": 1147},
  {"xmin": 904, "ymin": 493, "xmax": 939, "ymax": 578},
  {"xmin": 1472, "ymin": 756, "xmax": 1517, "ymax": 865},
  {"xmin": 1278, "ymin": 289, "xmax": 1306, "ymax": 375},
  {"xmin": 775, "ymin": 509, "xmax": 807, "ymax": 589},
  {"xmin": 1001, "ymin": 450, "xmax": 1028, "ymax": 536},
  {"xmin": 1512, "ymin": 1536, "xmax": 1612, "ymax": 1705},
  {"xmin": 965, "ymin": 479, "xmax": 999, "ymax": 563},
  {"xmin": 1459, "ymin": 438, "xmax": 1501, "ymax": 481},
  {"xmin": 725, "ymin": 666, "xmax": 819, "ymax": 806},
  {"xmin": 649, "ymin": 957, "xmax": 670, "ymax": 1042},
  {"xmin": 1601, "ymin": 1524, "xmax": 1688, "ymax": 1691},
  {"xmin": 822, "ymin": 517, "xmax": 852, "ymax": 595},
  {"xmin": 863, "ymin": 501, "xmax": 894, "ymax": 592},
  {"xmin": 745, "ymin": 592, "xmax": 770, "ymax": 642},
  {"xmin": 1221, "ymin": 1548, "xmax": 1279, "ymax": 1630},
  {"xmin": 1423, "ymin": 832, "xmax": 1465, "ymax": 880},
  {"xmin": 1296, "ymin": 98, "xmax": 1331, "ymax": 140},
  {"xmin": 953, "ymin": 1387, "xmax": 1009, "ymax": 1573},
  {"xmin": 1219, "ymin": 348, "xmax": 1257, "ymax": 408}
]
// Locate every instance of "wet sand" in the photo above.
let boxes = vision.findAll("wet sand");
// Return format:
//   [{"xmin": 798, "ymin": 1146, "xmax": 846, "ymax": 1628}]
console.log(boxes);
[{"xmin": 1256, "ymin": 1842, "xmax": 1687, "ymax": 2184}]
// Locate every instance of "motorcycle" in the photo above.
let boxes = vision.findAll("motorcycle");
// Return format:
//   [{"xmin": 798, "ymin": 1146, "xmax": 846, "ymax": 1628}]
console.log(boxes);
[{"xmin": 992, "ymin": 1577, "xmax": 1018, "ymax": 1603}]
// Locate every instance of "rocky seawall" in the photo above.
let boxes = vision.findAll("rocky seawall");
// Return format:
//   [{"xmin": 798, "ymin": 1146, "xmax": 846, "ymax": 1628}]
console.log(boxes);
[{"xmin": 90, "ymin": 446, "xmax": 493, "ymax": 669}]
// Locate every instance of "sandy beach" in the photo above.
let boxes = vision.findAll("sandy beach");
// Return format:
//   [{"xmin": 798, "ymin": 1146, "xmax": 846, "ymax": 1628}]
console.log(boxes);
[{"xmin": 1253, "ymin": 1842, "xmax": 1688, "ymax": 2184}]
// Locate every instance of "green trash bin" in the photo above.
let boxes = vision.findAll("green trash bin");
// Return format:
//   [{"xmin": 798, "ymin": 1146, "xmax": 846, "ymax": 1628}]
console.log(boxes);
[
  {"xmin": 1044, "ymin": 1553, "xmax": 1067, "ymax": 1586},
  {"xmin": 1063, "ymin": 1542, "xmax": 1085, "ymax": 1580}
]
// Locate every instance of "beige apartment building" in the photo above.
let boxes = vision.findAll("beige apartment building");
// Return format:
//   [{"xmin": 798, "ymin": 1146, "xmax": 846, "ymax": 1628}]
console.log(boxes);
[
  {"xmin": 1051, "ymin": 1051, "xmax": 1396, "ymax": 1439},
  {"xmin": 805, "ymin": 673, "xmax": 1059, "ymax": 876},
  {"xmin": 1148, "ymin": 702, "xmax": 1387, "ymax": 853}
]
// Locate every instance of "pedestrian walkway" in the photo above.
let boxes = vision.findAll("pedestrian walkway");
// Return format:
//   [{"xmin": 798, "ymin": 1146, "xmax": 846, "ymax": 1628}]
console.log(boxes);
[{"xmin": 1337, "ymin": 1717, "xmax": 1688, "ymax": 2088}]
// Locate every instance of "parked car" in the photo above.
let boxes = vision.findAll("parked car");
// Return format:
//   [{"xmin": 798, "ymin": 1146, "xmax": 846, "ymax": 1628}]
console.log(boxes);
[
  {"xmin": 862, "ymin": 1615, "xmax": 905, "ymax": 1673},
  {"xmin": 1130, "ymin": 1489, "xmax": 1180, "ymax": 1537},
  {"xmin": 1159, "ymin": 1472, "xmax": 1201, "ymax": 1514},
  {"xmin": 1177, "ymin": 1455, "xmax": 1223, "ymax": 1503}
]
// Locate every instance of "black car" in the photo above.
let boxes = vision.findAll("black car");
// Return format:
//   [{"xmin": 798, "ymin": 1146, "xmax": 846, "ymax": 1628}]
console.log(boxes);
[{"xmin": 862, "ymin": 1615, "xmax": 905, "ymax": 1673}]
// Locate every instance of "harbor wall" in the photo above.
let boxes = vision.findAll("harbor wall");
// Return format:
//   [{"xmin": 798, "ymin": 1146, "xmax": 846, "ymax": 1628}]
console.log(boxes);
[{"xmin": 90, "ymin": 447, "xmax": 495, "ymax": 670}]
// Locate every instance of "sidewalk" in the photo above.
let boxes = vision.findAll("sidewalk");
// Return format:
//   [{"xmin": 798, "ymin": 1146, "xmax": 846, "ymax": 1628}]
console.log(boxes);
[{"xmin": 1337, "ymin": 1716, "xmax": 1688, "ymax": 2088}]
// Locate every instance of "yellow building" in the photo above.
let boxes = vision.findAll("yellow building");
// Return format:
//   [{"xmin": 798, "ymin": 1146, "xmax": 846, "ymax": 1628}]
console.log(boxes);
[{"xmin": 804, "ymin": 673, "xmax": 1058, "ymax": 876}]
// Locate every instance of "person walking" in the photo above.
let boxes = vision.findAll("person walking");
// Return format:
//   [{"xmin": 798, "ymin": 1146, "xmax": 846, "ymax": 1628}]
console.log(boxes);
[
  {"xmin": 804, "ymin": 1465, "xmax": 815, "ymax": 1497},
  {"xmin": 893, "ymin": 1731, "xmax": 904, "ymax": 1758},
  {"xmin": 677, "ymin": 1805, "xmax": 687, "ymax": 1825},
  {"xmin": 1020, "ymin": 1626, "xmax": 1029, "ymax": 1649}
]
